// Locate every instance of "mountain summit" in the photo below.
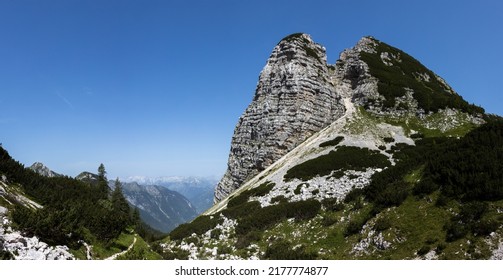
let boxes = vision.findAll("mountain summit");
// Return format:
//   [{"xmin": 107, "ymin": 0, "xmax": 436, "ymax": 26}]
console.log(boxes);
[
  {"xmin": 215, "ymin": 33, "xmax": 345, "ymax": 202},
  {"xmin": 158, "ymin": 34, "xmax": 501, "ymax": 260},
  {"xmin": 29, "ymin": 162, "xmax": 61, "ymax": 178}
]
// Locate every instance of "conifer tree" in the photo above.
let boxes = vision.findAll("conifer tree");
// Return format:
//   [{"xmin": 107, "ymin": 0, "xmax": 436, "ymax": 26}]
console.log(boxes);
[
  {"xmin": 97, "ymin": 163, "xmax": 109, "ymax": 199},
  {"xmin": 111, "ymin": 177, "xmax": 131, "ymax": 225}
]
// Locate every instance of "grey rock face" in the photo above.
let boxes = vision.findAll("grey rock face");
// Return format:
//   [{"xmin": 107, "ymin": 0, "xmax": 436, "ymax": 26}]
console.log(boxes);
[
  {"xmin": 29, "ymin": 162, "xmax": 61, "ymax": 178},
  {"xmin": 335, "ymin": 37, "xmax": 381, "ymax": 109},
  {"xmin": 214, "ymin": 33, "xmax": 345, "ymax": 202}
]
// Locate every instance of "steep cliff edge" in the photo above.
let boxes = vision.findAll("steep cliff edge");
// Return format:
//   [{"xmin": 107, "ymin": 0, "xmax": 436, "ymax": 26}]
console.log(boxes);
[{"xmin": 215, "ymin": 33, "xmax": 345, "ymax": 202}]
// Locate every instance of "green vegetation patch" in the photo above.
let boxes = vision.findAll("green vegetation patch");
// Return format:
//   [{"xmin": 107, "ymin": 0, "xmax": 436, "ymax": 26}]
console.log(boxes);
[
  {"xmin": 169, "ymin": 215, "xmax": 223, "ymax": 241},
  {"xmin": 319, "ymin": 136, "xmax": 344, "ymax": 148},
  {"xmin": 281, "ymin": 33, "xmax": 307, "ymax": 43},
  {"xmin": 264, "ymin": 239, "xmax": 318, "ymax": 260},
  {"xmin": 359, "ymin": 38, "xmax": 483, "ymax": 114},
  {"xmin": 234, "ymin": 199, "xmax": 321, "ymax": 236},
  {"xmin": 226, "ymin": 181, "xmax": 275, "ymax": 208},
  {"xmin": 285, "ymin": 146, "xmax": 390, "ymax": 181},
  {"xmin": 116, "ymin": 235, "xmax": 162, "ymax": 260},
  {"xmin": 413, "ymin": 120, "xmax": 503, "ymax": 201}
]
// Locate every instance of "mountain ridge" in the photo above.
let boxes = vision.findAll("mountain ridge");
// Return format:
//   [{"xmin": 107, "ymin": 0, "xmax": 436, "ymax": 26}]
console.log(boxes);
[{"xmin": 159, "ymin": 34, "xmax": 502, "ymax": 260}]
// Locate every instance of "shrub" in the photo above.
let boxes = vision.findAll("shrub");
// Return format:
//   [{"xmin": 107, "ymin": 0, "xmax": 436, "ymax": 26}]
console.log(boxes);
[
  {"xmin": 286, "ymin": 199, "xmax": 321, "ymax": 220},
  {"xmin": 161, "ymin": 247, "xmax": 190, "ymax": 260},
  {"xmin": 344, "ymin": 188, "xmax": 364, "ymax": 203},
  {"xmin": 184, "ymin": 235, "xmax": 199, "ymax": 246},
  {"xmin": 217, "ymin": 245, "xmax": 232, "ymax": 255},
  {"xmin": 417, "ymin": 245, "xmax": 431, "ymax": 256},
  {"xmin": 420, "ymin": 121, "xmax": 503, "ymax": 201},
  {"xmin": 435, "ymin": 194, "xmax": 449, "ymax": 207},
  {"xmin": 294, "ymin": 184, "xmax": 303, "ymax": 195},
  {"xmin": 285, "ymin": 146, "xmax": 390, "ymax": 181},
  {"xmin": 321, "ymin": 215, "xmax": 338, "ymax": 227},
  {"xmin": 210, "ymin": 228, "xmax": 222, "ymax": 239},
  {"xmin": 227, "ymin": 182, "xmax": 275, "ymax": 208},
  {"xmin": 410, "ymin": 132, "xmax": 424, "ymax": 139},
  {"xmin": 413, "ymin": 177, "xmax": 439, "ymax": 196},
  {"xmin": 235, "ymin": 231, "xmax": 262, "ymax": 249},
  {"xmin": 344, "ymin": 219, "xmax": 365, "ymax": 237},
  {"xmin": 472, "ymin": 218, "xmax": 499, "ymax": 236},
  {"xmin": 445, "ymin": 220, "xmax": 468, "ymax": 242},
  {"xmin": 264, "ymin": 240, "xmax": 317, "ymax": 260},
  {"xmin": 234, "ymin": 199, "xmax": 321, "ymax": 235},
  {"xmin": 169, "ymin": 215, "xmax": 222, "ymax": 240},
  {"xmin": 435, "ymin": 243, "xmax": 447, "ymax": 254},
  {"xmin": 319, "ymin": 136, "xmax": 344, "ymax": 148},
  {"xmin": 373, "ymin": 217, "xmax": 391, "ymax": 232},
  {"xmin": 222, "ymin": 200, "xmax": 261, "ymax": 220},
  {"xmin": 383, "ymin": 137, "xmax": 394, "ymax": 143},
  {"xmin": 330, "ymin": 170, "xmax": 345, "ymax": 179},
  {"xmin": 271, "ymin": 195, "xmax": 288, "ymax": 204},
  {"xmin": 322, "ymin": 198, "xmax": 344, "ymax": 212},
  {"xmin": 373, "ymin": 182, "xmax": 410, "ymax": 207}
]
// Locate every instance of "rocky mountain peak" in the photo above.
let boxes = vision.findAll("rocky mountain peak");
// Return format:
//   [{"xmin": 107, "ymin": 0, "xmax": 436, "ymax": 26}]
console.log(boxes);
[
  {"xmin": 214, "ymin": 33, "xmax": 345, "ymax": 202},
  {"xmin": 354, "ymin": 36, "xmax": 378, "ymax": 53},
  {"xmin": 29, "ymin": 162, "xmax": 60, "ymax": 178},
  {"xmin": 75, "ymin": 171, "xmax": 99, "ymax": 184},
  {"xmin": 214, "ymin": 34, "xmax": 485, "ymax": 204}
]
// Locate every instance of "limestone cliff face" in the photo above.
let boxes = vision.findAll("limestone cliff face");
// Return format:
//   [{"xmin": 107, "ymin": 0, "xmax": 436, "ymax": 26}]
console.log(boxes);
[{"xmin": 214, "ymin": 33, "xmax": 345, "ymax": 202}]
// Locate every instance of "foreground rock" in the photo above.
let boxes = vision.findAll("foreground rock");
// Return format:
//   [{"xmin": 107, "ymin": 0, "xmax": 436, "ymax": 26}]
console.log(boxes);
[{"xmin": 0, "ymin": 208, "xmax": 73, "ymax": 260}]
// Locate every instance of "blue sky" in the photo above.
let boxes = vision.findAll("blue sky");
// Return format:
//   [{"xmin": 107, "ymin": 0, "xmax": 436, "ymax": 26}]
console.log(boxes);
[{"xmin": 1, "ymin": 0, "xmax": 502, "ymax": 179}]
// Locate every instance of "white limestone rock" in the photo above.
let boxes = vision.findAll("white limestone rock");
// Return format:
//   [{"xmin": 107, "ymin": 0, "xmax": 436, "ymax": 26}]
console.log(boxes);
[{"xmin": 215, "ymin": 33, "xmax": 345, "ymax": 202}]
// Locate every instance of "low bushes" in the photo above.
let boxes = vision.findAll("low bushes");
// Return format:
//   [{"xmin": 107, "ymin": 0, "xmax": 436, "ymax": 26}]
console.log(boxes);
[
  {"xmin": 264, "ymin": 240, "xmax": 318, "ymax": 260},
  {"xmin": 234, "ymin": 199, "xmax": 321, "ymax": 235},
  {"xmin": 285, "ymin": 147, "xmax": 390, "ymax": 181},
  {"xmin": 227, "ymin": 182, "xmax": 275, "ymax": 208},
  {"xmin": 319, "ymin": 136, "xmax": 344, "ymax": 148},
  {"xmin": 169, "ymin": 215, "xmax": 222, "ymax": 240}
]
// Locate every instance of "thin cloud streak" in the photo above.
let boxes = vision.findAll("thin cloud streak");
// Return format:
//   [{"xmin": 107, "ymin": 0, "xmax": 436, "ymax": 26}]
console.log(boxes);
[{"xmin": 56, "ymin": 93, "xmax": 74, "ymax": 110}]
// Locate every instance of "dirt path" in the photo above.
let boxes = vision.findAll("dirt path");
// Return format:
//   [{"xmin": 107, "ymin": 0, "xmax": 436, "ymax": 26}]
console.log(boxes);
[{"xmin": 105, "ymin": 235, "xmax": 137, "ymax": 260}]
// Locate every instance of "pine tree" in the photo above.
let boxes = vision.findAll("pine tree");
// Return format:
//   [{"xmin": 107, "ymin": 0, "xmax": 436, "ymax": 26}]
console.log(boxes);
[
  {"xmin": 111, "ymin": 178, "xmax": 131, "ymax": 225},
  {"xmin": 97, "ymin": 163, "xmax": 109, "ymax": 199},
  {"xmin": 132, "ymin": 207, "xmax": 141, "ymax": 226}
]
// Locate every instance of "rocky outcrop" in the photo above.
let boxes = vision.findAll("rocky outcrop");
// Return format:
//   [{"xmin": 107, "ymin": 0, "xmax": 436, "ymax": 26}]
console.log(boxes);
[
  {"xmin": 29, "ymin": 162, "xmax": 61, "ymax": 178},
  {"xmin": 336, "ymin": 36, "xmax": 484, "ymax": 120},
  {"xmin": 0, "ymin": 206, "xmax": 73, "ymax": 260},
  {"xmin": 335, "ymin": 37, "xmax": 381, "ymax": 110},
  {"xmin": 214, "ymin": 33, "xmax": 345, "ymax": 202}
]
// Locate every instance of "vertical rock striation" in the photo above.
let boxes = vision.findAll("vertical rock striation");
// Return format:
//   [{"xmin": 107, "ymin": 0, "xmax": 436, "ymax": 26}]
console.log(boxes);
[{"xmin": 214, "ymin": 33, "xmax": 345, "ymax": 202}]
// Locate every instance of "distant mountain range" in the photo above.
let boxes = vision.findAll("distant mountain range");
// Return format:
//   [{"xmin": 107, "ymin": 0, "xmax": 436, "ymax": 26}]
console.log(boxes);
[
  {"xmin": 123, "ymin": 176, "xmax": 217, "ymax": 213},
  {"xmin": 108, "ymin": 181, "xmax": 198, "ymax": 233}
]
